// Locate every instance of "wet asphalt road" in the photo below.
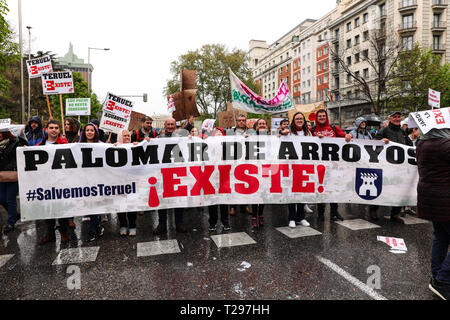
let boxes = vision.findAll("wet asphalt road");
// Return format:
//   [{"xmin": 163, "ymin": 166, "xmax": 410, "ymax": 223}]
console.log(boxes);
[{"xmin": 0, "ymin": 203, "xmax": 442, "ymax": 300}]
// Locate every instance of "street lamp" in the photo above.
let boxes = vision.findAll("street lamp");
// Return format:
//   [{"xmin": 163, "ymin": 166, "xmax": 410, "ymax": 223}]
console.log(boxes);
[
  {"xmin": 26, "ymin": 26, "xmax": 32, "ymax": 119},
  {"xmin": 87, "ymin": 47, "xmax": 110, "ymax": 95},
  {"xmin": 18, "ymin": 0, "xmax": 25, "ymax": 123},
  {"xmin": 87, "ymin": 47, "xmax": 109, "ymax": 121}
]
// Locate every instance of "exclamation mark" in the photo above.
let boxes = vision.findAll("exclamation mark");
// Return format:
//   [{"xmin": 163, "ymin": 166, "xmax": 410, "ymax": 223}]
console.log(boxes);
[
  {"xmin": 148, "ymin": 177, "xmax": 160, "ymax": 207},
  {"xmin": 317, "ymin": 165, "xmax": 326, "ymax": 193}
]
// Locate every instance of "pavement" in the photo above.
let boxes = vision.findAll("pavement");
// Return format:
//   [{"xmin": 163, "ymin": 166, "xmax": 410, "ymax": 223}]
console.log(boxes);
[{"xmin": 0, "ymin": 203, "xmax": 442, "ymax": 300}]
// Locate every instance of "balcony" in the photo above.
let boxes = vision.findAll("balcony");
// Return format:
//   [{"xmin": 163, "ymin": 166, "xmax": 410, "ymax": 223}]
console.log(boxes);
[
  {"xmin": 398, "ymin": 21, "xmax": 417, "ymax": 33},
  {"xmin": 432, "ymin": 43, "xmax": 445, "ymax": 53},
  {"xmin": 398, "ymin": 0, "xmax": 418, "ymax": 12},
  {"xmin": 432, "ymin": 21, "xmax": 447, "ymax": 32},
  {"xmin": 332, "ymin": 37, "xmax": 340, "ymax": 44},
  {"xmin": 432, "ymin": 0, "xmax": 448, "ymax": 10}
]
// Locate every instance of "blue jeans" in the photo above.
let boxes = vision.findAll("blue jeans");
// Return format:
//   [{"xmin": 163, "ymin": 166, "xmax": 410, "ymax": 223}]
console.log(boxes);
[
  {"xmin": 431, "ymin": 221, "xmax": 450, "ymax": 284},
  {"xmin": 158, "ymin": 208, "xmax": 183, "ymax": 227},
  {"xmin": 0, "ymin": 182, "xmax": 19, "ymax": 226}
]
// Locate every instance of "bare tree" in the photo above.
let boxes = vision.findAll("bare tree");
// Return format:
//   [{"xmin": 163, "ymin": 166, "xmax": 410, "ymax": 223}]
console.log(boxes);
[{"xmin": 330, "ymin": 25, "xmax": 405, "ymax": 115}]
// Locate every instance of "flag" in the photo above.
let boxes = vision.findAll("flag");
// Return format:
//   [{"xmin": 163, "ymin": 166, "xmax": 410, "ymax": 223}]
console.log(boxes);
[{"xmin": 167, "ymin": 95, "xmax": 175, "ymax": 113}]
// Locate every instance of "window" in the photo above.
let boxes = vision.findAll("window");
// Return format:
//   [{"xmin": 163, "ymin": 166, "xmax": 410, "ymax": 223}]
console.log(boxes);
[
  {"xmin": 280, "ymin": 68, "xmax": 283, "ymax": 76},
  {"xmin": 380, "ymin": 3, "xmax": 386, "ymax": 16},
  {"xmin": 324, "ymin": 61, "xmax": 328, "ymax": 69},
  {"xmin": 318, "ymin": 49, "xmax": 323, "ymax": 57},
  {"xmin": 433, "ymin": 35, "xmax": 441, "ymax": 50},
  {"xmin": 307, "ymin": 53, "xmax": 311, "ymax": 60},
  {"xmin": 302, "ymin": 68, "xmax": 305, "ymax": 75},
  {"xmin": 347, "ymin": 74, "xmax": 352, "ymax": 83},
  {"xmin": 355, "ymin": 52, "xmax": 360, "ymax": 63},
  {"xmin": 318, "ymin": 77, "xmax": 322, "ymax": 85},
  {"xmin": 324, "ymin": 74, "xmax": 329, "ymax": 83},
  {"xmin": 355, "ymin": 35, "xmax": 360, "ymax": 45},
  {"xmin": 355, "ymin": 17, "xmax": 360, "ymax": 28},
  {"xmin": 307, "ymin": 80, "xmax": 311, "ymax": 87},
  {"xmin": 433, "ymin": 14, "xmax": 441, "ymax": 27},
  {"xmin": 403, "ymin": 36, "xmax": 413, "ymax": 50},
  {"xmin": 347, "ymin": 39, "xmax": 352, "ymax": 48},
  {"xmin": 402, "ymin": 15, "xmax": 413, "ymax": 29},
  {"xmin": 324, "ymin": 46, "xmax": 328, "ymax": 55},
  {"xmin": 347, "ymin": 56, "xmax": 352, "ymax": 65},
  {"xmin": 286, "ymin": 65, "xmax": 289, "ymax": 72},
  {"xmin": 363, "ymin": 68, "xmax": 369, "ymax": 78},
  {"xmin": 347, "ymin": 22, "xmax": 352, "ymax": 32},
  {"xmin": 363, "ymin": 13, "xmax": 369, "ymax": 24},
  {"xmin": 335, "ymin": 29, "xmax": 340, "ymax": 38},
  {"xmin": 307, "ymin": 66, "xmax": 311, "ymax": 74},
  {"xmin": 355, "ymin": 71, "xmax": 360, "ymax": 79},
  {"xmin": 355, "ymin": 89, "xmax": 360, "ymax": 98},
  {"xmin": 363, "ymin": 31, "xmax": 369, "ymax": 41},
  {"xmin": 318, "ymin": 63, "xmax": 322, "ymax": 72},
  {"xmin": 362, "ymin": 49, "xmax": 369, "ymax": 59}
]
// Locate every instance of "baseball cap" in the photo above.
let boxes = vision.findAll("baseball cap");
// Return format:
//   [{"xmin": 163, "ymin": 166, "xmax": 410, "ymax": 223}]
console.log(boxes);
[{"xmin": 389, "ymin": 111, "xmax": 402, "ymax": 117}]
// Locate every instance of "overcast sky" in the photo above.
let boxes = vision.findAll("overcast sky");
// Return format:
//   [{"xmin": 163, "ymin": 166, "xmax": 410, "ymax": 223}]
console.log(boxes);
[{"xmin": 6, "ymin": 0, "xmax": 336, "ymax": 116}]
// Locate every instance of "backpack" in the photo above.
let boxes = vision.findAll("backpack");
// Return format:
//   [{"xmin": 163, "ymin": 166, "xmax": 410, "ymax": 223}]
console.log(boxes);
[{"xmin": 135, "ymin": 129, "xmax": 156, "ymax": 141}]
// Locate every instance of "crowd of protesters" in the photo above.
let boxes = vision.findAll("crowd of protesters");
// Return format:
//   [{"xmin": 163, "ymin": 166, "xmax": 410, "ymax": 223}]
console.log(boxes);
[{"xmin": 0, "ymin": 108, "xmax": 448, "ymax": 299}]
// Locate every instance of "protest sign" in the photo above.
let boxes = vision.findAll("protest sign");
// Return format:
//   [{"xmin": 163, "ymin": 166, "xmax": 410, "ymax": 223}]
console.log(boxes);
[
  {"xmin": 99, "ymin": 93, "xmax": 134, "ymax": 134},
  {"xmin": 218, "ymin": 111, "xmax": 236, "ymax": 129},
  {"xmin": 0, "ymin": 119, "xmax": 11, "ymax": 128},
  {"xmin": 408, "ymin": 107, "xmax": 450, "ymax": 134},
  {"xmin": 230, "ymin": 69, "xmax": 294, "ymax": 114},
  {"xmin": 201, "ymin": 119, "xmax": 216, "ymax": 131},
  {"xmin": 66, "ymin": 98, "xmax": 91, "ymax": 116},
  {"xmin": 428, "ymin": 89, "xmax": 440, "ymax": 109},
  {"xmin": 41, "ymin": 71, "xmax": 74, "ymax": 95},
  {"xmin": 17, "ymin": 136, "xmax": 418, "ymax": 221},
  {"xmin": 272, "ymin": 118, "xmax": 284, "ymax": 131},
  {"xmin": 26, "ymin": 55, "xmax": 53, "ymax": 78}
]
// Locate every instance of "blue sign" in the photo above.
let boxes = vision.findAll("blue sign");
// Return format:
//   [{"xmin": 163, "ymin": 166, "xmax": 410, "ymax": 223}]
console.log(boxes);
[{"xmin": 355, "ymin": 168, "xmax": 383, "ymax": 200}]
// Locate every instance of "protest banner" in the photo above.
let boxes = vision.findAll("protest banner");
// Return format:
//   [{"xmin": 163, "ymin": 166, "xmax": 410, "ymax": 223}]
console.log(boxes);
[
  {"xmin": 408, "ymin": 107, "xmax": 450, "ymax": 134},
  {"xmin": 428, "ymin": 89, "xmax": 440, "ymax": 109},
  {"xmin": 17, "ymin": 136, "xmax": 418, "ymax": 221},
  {"xmin": 26, "ymin": 55, "xmax": 53, "ymax": 78},
  {"xmin": 230, "ymin": 69, "xmax": 295, "ymax": 114},
  {"xmin": 66, "ymin": 98, "xmax": 91, "ymax": 116},
  {"xmin": 99, "ymin": 93, "xmax": 134, "ymax": 135},
  {"xmin": 41, "ymin": 71, "xmax": 74, "ymax": 95}
]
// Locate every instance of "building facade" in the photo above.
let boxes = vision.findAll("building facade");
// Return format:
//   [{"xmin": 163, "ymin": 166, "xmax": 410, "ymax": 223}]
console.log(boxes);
[
  {"xmin": 54, "ymin": 43, "xmax": 93, "ymax": 84},
  {"xmin": 249, "ymin": 0, "xmax": 449, "ymax": 127}
]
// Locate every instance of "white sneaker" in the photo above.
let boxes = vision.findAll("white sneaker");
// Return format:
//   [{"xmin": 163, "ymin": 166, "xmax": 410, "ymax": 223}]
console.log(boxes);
[
  {"xmin": 82, "ymin": 217, "xmax": 91, "ymax": 222},
  {"xmin": 101, "ymin": 215, "xmax": 109, "ymax": 222},
  {"xmin": 297, "ymin": 219, "xmax": 310, "ymax": 227},
  {"xmin": 289, "ymin": 221, "xmax": 296, "ymax": 228},
  {"xmin": 129, "ymin": 228, "xmax": 136, "ymax": 236},
  {"xmin": 304, "ymin": 205, "xmax": 313, "ymax": 213},
  {"xmin": 119, "ymin": 227, "xmax": 127, "ymax": 236}
]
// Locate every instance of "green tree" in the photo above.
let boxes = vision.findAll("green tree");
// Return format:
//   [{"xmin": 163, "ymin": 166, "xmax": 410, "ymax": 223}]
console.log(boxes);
[
  {"xmin": 163, "ymin": 44, "xmax": 259, "ymax": 118},
  {"xmin": 388, "ymin": 44, "xmax": 450, "ymax": 112},
  {"xmin": 0, "ymin": 0, "xmax": 19, "ymax": 97}
]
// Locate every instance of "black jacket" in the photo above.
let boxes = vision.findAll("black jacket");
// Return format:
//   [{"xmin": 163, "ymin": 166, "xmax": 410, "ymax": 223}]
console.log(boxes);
[
  {"xmin": 0, "ymin": 137, "xmax": 28, "ymax": 171},
  {"xmin": 374, "ymin": 122, "xmax": 412, "ymax": 146}
]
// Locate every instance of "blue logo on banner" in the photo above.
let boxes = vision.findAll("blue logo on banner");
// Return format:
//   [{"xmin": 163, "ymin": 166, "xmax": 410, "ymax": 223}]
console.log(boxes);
[{"xmin": 355, "ymin": 168, "xmax": 383, "ymax": 200}]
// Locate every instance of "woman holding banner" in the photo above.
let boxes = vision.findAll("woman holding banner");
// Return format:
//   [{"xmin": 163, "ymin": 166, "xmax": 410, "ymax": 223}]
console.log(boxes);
[
  {"xmin": 250, "ymin": 119, "xmax": 269, "ymax": 228},
  {"xmin": 207, "ymin": 127, "xmax": 231, "ymax": 232},
  {"xmin": 287, "ymin": 112, "xmax": 311, "ymax": 228},
  {"xmin": 79, "ymin": 123, "xmax": 105, "ymax": 242},
  {"xmin": 114, "ymin": 129, "xmax": 139, "ymax": 237}
]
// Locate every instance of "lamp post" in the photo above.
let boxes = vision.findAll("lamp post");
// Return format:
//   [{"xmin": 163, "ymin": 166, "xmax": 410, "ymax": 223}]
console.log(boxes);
[
  {"xmin": 26, "ymin": 26, "xmax": 31, "ymax": 119},
  {"xmin": 87, "ymin": 47, "xmax": 110, "ymax": 121},
  {"xmin": 18, "ymin": 0, "xmax": 25, "ymax": 123}
]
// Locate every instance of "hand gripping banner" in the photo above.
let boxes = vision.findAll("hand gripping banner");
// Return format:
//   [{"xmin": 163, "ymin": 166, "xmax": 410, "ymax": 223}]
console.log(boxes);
[{"xmin": 17, "ymin": 136, "xmax": 418, "ymax": 221}]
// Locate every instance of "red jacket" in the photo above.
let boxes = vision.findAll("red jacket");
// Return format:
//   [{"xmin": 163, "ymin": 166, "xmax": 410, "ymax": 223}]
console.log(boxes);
[
  {"xmin": 37, "ymin": 136, "xmax": 68, "ymax": 145},
  {"xmin": 312, "ymin": 110, "xmax": 346, "ymax": 138}
]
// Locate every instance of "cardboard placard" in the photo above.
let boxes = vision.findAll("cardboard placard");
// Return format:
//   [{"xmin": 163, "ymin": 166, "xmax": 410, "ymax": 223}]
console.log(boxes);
[
  {"xmin": 41, "ymin": 71, "xmax": 74, "ymax": 95},
  {"xmin": 181, "ymin": 70, "xmax": 197, "ymax": 90}
]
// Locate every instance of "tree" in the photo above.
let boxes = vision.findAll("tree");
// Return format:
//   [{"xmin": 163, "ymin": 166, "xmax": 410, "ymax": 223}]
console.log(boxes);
[
  {"xmin": 331, "ymin": 27, "xmax": 404, "ymax": 115},
  {"xmin": 388, "ymin": 44, "xmax": 450, "ymax": 112},
  {"xmin": 163, "ymin": 44, "xmax": 259, "ymax": 118},
  {"xmin": 0, "ymin": 0, "xmax": 19, "ymax": 96}
]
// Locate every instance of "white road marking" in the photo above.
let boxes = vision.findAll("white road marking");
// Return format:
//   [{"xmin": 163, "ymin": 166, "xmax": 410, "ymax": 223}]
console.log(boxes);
[
  {"xmin": 137, "ymin": 240, "xmax": 181, "ymax": 257},
  {"xmin": 52, "ymin": 247, "xmax": 100, "ymax": 265},
  {"xmin": 0, "ymin": 254, "xmax": 14, "ymax": 268},
  {"xmin": 276, "ymin": 226, "xmax": 322, "ymax": 239},
  {"xmin": 335, "ymin": 219, "xmax": 381, "ymax": 231},
  {"xmin": 211, "ymin": 232, "xmax": 256, "ymax": 248},
  {"xmin": 316, "ymin": 256, "xmax": 388, "ymax": 300}
]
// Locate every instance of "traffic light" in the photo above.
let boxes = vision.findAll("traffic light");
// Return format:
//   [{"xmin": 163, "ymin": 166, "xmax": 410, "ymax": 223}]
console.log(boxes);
[{"xmin": 143, "ymin": 93, "xmax": 148, "ymax": 102}]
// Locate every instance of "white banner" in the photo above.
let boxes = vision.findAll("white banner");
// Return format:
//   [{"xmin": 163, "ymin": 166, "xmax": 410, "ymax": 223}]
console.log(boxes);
[
  {"xmin": 41, "ymin": 71, "xmax": 74, "ymax": 95},
  {"xmin": 26, "ymin": 55, "xmax": 53, "ymax": 78},
  {"xmin": 0, "ymin": 118, "xmax": 11, "ymax": 128},
  {"xmin": 408, "ymin": 107, "xmax": 450, "ymax": 134},
  {"xmin": 99, "ymin": 93, "xmax": 134, "ymax": 134},
  {"xmin": 17, "ymin": 136, "xmax": 418, "ymax": 221},
  {"xmin": 428, "ymin": 88, "xmax": 440, "ymax": 108},
  {"xmin": 66, "ymin": 98, "xmax": 91, "ymax": 116}
]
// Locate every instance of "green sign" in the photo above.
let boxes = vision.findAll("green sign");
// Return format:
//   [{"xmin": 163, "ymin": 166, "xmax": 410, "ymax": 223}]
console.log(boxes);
[{"xmin": 66, "ymin": 98, "xmax": 91, "ymax": 116}]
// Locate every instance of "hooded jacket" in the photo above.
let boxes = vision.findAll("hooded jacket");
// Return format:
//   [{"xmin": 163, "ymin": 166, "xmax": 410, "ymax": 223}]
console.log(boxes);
[
  {"xmin": 25, "ymin": 116, "xmax": 46, "ymax": 146},
  {"xmin": 349, "ymin": 117, "xmax": 372, "ymax": 140},
  {"xmin": 311, "ymin": 110, "xmax": 346, "ymax": 138}
]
